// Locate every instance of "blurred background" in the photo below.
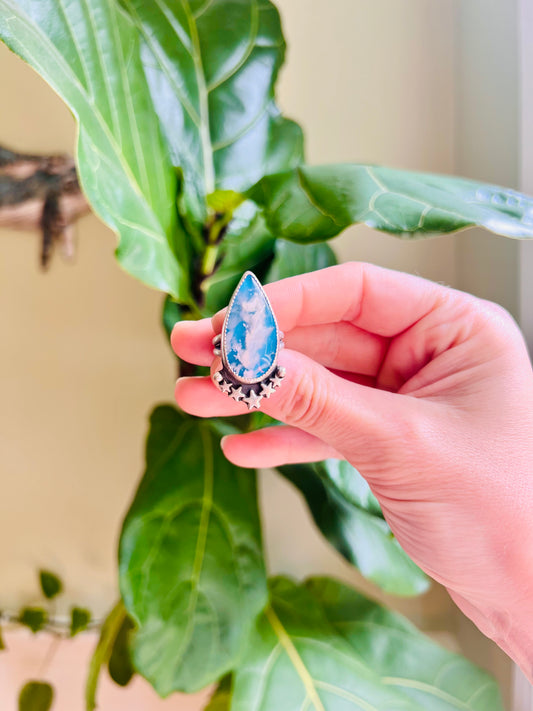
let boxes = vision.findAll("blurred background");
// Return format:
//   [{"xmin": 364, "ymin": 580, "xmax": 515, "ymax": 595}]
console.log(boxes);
[{"xmin": 1, "ymin": 0, "xmax": 532, "ymax": 708}]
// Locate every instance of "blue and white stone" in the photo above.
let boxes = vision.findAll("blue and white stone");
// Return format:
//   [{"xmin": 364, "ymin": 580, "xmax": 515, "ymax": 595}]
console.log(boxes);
[{"xmin": 222, "ymin": 272, "xmax": 279, "ymax": 382}]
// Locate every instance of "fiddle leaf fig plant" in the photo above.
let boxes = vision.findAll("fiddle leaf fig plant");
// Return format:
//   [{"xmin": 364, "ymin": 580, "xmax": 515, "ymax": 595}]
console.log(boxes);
[{"xmin": 2, "ymin": 0, "xmax": 533, "ymax": 708}]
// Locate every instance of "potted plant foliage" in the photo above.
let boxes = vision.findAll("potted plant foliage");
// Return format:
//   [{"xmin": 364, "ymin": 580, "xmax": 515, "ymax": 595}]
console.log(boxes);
[{"xmin": 1, "ymin": 1, "xmax": 532, "ymax": 709}]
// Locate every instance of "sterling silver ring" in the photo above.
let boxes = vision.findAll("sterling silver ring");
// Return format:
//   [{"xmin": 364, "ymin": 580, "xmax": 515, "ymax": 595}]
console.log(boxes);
[{"xmin": 212, "ymin": 271, "xmax": 285, "ymax": 410}]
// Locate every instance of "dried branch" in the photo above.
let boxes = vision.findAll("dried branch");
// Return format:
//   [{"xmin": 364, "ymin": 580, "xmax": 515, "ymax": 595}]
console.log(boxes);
[{"xmin": 0, "ymin": 144, "xmax": 90, "ymax": 267}]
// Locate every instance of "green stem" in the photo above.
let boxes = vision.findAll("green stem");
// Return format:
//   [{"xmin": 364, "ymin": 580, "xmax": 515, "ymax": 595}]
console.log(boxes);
[{"xmin": 201, "ymin": 243, "xmax": 219, "ymax": 277}]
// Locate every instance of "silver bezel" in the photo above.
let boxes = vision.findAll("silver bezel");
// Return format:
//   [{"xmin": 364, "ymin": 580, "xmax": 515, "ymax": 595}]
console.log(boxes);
[{"xmin": 220, "ymin": 270, "xmax": 281, "ymax": 385}]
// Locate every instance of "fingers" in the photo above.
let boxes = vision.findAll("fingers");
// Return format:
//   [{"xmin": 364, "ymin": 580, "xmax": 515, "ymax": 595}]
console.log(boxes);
[
  {"xmin": 211, "ymin": 262, "xmax": 445, "ymax": 337},
  {"xmin": 175, "ymin": 348, "xmax": 408, "ymax": 466},
  {"xmin": 286, "ymin": 322, "xmax": 387, "ymax": 375},
  {"xmin": 171, "ymin": 317, "xmax": 388, "ymax": 374},
  {"xmin": 171, "ymin": 318, "xmax": 214, "ymax": 366},
  {"xmin": 221, "ymin": 425, "xmax": 341, "ymax": 468}
]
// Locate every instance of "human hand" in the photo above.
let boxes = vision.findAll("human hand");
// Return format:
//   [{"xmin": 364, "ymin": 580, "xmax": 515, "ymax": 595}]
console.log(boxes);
[{"xmin": 171, "ymin": 262, "xmax": 533, "ymax": 678}]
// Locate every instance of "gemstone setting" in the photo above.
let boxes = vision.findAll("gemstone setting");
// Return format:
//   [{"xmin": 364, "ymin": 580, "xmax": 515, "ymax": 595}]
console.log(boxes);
[
  {"xmin": 221, "ymin": 272, "xmax": 279, "ymax": 383},
  {"xmin": 212, "ymin": 271, "xmax": 285, "ymax": 410}
]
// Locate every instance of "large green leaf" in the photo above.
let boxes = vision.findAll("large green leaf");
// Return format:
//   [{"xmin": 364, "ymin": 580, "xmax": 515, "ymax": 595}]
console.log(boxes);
[
  {"xmin": 307, "ymin": 577, "xmax": 503, "ymax": 711},
  {"xmin": 0, "ymin": 0, "xmax": 189, "ymax": 299},
  {"xmin": 119, "ymin": 405, "xmax": 267, "ymax": 695},
  {"xmin": 231, "ymin": 577, "xmax": 503, "ymax": 711},
  {"xmin": 248, "ymin": 164, "xmax": 533, "ymax": 241},
  {"xmin": 278, "ymin": 460, "xmax": 429, "ymax": 596},
  {"xmin": 265, "ymin": 239, "xmax": 337, "ymax": 283},
  {"xmin": 121, "ymin": 0, "xmax": 304, "ymax": 230}
]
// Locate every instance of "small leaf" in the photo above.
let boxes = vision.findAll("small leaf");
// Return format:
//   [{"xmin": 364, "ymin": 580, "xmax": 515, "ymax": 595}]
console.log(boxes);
[
  {"xmin": 85, "ymin": 601, "xmax": 126, "ymax": 711},
  {"xmin": 119, "ymin": 406, "xmax": 267, "ymax": 695},
  {"xmin": 108, "ymin": 615, "xmax": 136, "ymax": 687},
  {"xmin": 248, "ymin": 163, "xmax": 533, "ymax": 241},
  {"xmin": 265, "ymin": 240, "xmax": 337, "ymax": 283},
  {"xmin": 207, "ymin": 191, "xmax": 245, "ymax": 215},
  {"xmin": 39, "ymin": 571, "xmax": 62, "ymax": 600},
  {"xmin": 204, "ymin": 675, "xmax": 232, "ymax": 711},
  {"xmin": 70, "ymin": 607, "xmax": 91, "ymax": 638},
  {"xmin": 18, "ymin": 681, "xmax": 54, "ymax": 711},
  {"xmin": 278, "ymin": 460, "xmax": 429, "ymax": 596},
  {"xmin": 19, "ymin": 608, "xmax": 47, "ymax": 634}
]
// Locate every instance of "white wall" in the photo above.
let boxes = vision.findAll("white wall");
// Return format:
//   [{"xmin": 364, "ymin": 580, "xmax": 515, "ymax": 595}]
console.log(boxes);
[
  {"xmin": 454, "ymin": 0, "xmax": 521, "ymax": 317},
  {"xmin": 277, "ymin": 0, "xmax": 457, "ymax": 284},
  {"xmin": 519, "ymin": 0, "xmax": 533, "ymax": 351}
]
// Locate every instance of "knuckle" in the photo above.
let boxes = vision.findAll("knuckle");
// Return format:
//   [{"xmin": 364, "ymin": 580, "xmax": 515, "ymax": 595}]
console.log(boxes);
[
  {"xmin": 280, "ymin": 369, "xmax": 329, "ymax": 430},
  {"xmin": 471, "ymin": 298, "xmax": 522, "ymax": 349}
]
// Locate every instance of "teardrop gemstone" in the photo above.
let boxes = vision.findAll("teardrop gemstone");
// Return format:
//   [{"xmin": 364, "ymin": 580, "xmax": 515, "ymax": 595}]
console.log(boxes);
[{"xmin": 223, "ymin": 272, "xmax": 279, "ymax": 382}]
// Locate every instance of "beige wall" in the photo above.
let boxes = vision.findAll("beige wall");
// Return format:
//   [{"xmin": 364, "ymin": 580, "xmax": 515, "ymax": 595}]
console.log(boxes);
[{"xmin": 0, "ymin": 1, "xmax": 515, "ymax": 708}]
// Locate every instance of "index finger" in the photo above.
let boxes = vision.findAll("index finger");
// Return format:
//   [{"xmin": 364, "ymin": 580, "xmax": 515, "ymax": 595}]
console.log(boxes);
[{"xmin": 212, "ymin": 262, "xmax": 445, "ymax": 337}]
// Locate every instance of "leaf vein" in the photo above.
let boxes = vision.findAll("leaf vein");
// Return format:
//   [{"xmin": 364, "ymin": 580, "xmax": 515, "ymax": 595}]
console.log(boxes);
[
  {"xmin": 266, "ymin": 607, "xmax": 326, "ymax": 711},
  {"xmin": 207, "ymin": 0, "xmax": 259, "ymax": 93}
]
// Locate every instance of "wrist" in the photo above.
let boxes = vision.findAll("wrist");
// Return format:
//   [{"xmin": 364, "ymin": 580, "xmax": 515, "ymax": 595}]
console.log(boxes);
[{"xmin": 449, "ymin": 533, "xmax": 533, "ymax": 681}]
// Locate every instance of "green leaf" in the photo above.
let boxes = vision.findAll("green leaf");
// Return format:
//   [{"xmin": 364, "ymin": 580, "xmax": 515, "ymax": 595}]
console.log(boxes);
[
  {"xmin": 248, "ymin": 164, "xmax": 533, "ymax": 241},
  {"xmin": 231, "ymin": 577, "xmax": 503, "ymax": 711},
  {"xmin": 70, "ymin": 607, "xmax": 91, "ymax": 638},
  {"xmin": 202, "ymin": 201, "xmax": 276, "ymax": 315},
  {"xmin": 108, "ymin": 614, "xmax": 136, "ymax": 687},
  {"xmin": 18, "ymin": 681, "xmax": 54, "ymax": 711},
  {"xmin": 86, "ymin": 601, "xmax": 126, "ymax": 711},
  {"xmin": 307, "ymin": 576, "xmax": 504, "ymax": 710},
  {"xmin": 0, "ymin": 0, "xmax": 189, "ymax": 300},
  {"xmin": 207, "ymin": 190, "xmax": 245, "ymax": 214},
  {"xmin": 39, "ymin": 571, "xmax": 62, "ymax": 600},
  {"xmin": 162, "ymin": 295, "xmax": 187, "ymax": 342},
  {"xmin": 19, "ymin": 608, "xmax": 47, "ymax": 634},
  {"xmin": 265, "ymin": 240, "xmax": 337, "ymax": 283},
  {"xmin": 278, "ymin": 460, "xmax": 429, "ymax": 596},
  {"xmin": 121, "ymin": 0, "xmax": 304, "ymax": 231},
  {"xmin": 204, "ymin": 675, "xmax": 232, "ymax": 711},
  {"xmin": 119, "ymin": 405, "xmax": 267, "ymax": 695}
]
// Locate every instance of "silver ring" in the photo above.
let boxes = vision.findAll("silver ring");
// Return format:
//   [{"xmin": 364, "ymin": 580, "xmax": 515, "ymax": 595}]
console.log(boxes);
[{"xmin": 212, "ymin": 271, "xmax": 285, "ymax": 410}]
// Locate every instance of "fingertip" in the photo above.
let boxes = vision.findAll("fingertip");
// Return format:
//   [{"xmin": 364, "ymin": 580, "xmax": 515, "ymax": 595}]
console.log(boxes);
[
  {"xmin": 170, "ymin": 318, "xmax": 216, "ymax": 365},
  {"xmin": 219, "ymin": 433, "xmax": 255, "ymax": 468},
  {"xmin": 170, "ymin": 320, "xmax": 184, "ymax": 354},
  {"xmin": 174, "ymin": 375, "xmax": 191, "ymax": 405},
  {"xmin": 217, "ymin": 426, "xmax": 340, "ymax": 468},
  {"xmin": 219, "ymin": 434, "xmax": 241, "ymax": 464}
]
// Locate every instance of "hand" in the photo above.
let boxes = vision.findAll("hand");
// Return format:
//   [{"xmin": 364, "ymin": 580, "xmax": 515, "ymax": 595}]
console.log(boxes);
[{"xmin": 172, "ymin": 262, "xmax": 533, "ymax": 678}]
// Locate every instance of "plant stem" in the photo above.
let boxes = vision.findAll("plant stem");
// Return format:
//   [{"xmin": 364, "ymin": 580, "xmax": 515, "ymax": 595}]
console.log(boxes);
[
  {"xmin": 0, "ymin": 610, "xmax": 101, "ymax": 635},
  {"xmin": 201, "ymin": 243, "xmax": 218, "ymax": 277}
]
